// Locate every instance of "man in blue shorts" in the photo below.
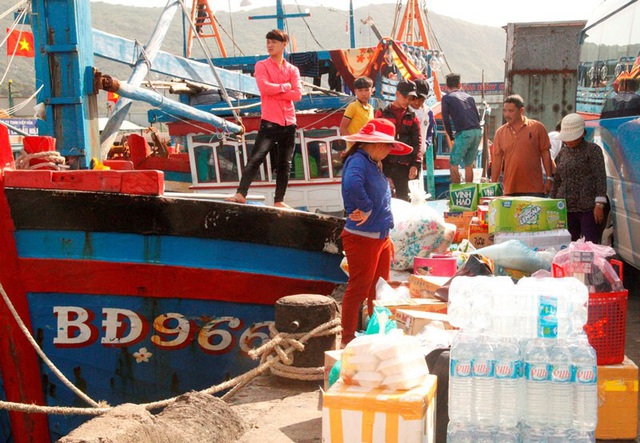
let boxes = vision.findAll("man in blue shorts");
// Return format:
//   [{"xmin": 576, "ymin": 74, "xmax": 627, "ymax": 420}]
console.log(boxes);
[{"xmin": 441, "ymin": 73, "xmax": 482, "ymax": 183}]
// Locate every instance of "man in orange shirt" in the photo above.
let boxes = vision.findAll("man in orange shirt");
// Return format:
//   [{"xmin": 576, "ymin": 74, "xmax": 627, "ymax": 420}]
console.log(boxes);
[{"xmin": 491, "ymin": 94, "xmax": 553, "ymax": 196}]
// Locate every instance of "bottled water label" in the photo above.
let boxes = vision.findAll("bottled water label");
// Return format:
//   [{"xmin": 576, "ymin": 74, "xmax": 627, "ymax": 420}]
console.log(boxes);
[
  {"xmin": 525, "ymin": 362, "xmax": 550, "ymax": 381},
  {"xmin": 451, "ymin": 359, "xmax": 472, "ymax": 377},
  {"xmin": 538, "ymin": 295, "xmax": 558, "ymax": 338},
  {"xmin": 473, "ymin": 358, "xmax": 495, "ymax": 378},
  {"xmin": 495, "ymin": 360, "xmax": 522, "ymax": 379},
  {"xmin": 575, "ymin": 364, "xmax": 597, "ymax": 385},
  {"xmin": 551, "ymin": 363, "xmax": 574, "ymax": 383}
]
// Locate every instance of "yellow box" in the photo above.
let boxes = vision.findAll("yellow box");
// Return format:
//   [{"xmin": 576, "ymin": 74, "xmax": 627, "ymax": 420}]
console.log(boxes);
[
  {"xmin": 373, "ymin": 298, "xmax": 448, "ymax": 319},
  {"xmin": 324, "ymin": 350, "xmax": 343, "ymax": 391},
  {"xmin": 409, "ymin": 274, "xmax": 450, "ymax": 299},
  {"xmin": 322, "ymin": 375, "xmax": 437, "ymax": 443},
  {"xmin": 444, "ymin": 211, "xmax": 475, "ymax": 243},
  {"xmin": 596, "ymin": 356, "xmax": 639, "ymax": 440},
  {"xmin": 468, "ymin": 222, "xmax": 493, "ymax": 249},
  {"xmin": 395, "ymin": 309, "xmax": 454, "ymax": 335}
]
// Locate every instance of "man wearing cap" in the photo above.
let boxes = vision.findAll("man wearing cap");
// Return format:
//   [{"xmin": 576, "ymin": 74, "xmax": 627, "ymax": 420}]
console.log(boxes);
[
  {"xmin": 226, "ymin": 29, "xmax": 301, "ymax": 208},
  {"xmin": 549, "ymin": 113, "xmax": 607, "ymax": 243},
  {"xmin": 374, "ymin": 79, "xmax": 422, "ymax": 201},
  {"xmin": 410, "ymin": 79, "xmax": 437, "ymax": 197},
  {"xmin": 441, "ymin": 73, "xmax": 482, "ymax": 184},
  {"xmin": 491, "ymin": 94, "xmax": 553, "ymax": 197}
]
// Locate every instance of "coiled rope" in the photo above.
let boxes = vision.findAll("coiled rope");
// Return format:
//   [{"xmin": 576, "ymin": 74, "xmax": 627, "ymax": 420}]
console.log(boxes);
[
  {"xmin": 0, "ymin": 282, "xmax": 341, "ymax": 416},
  {"xmin": 15, "ymin": 150, "xmax": 68, "ymax": 170}
]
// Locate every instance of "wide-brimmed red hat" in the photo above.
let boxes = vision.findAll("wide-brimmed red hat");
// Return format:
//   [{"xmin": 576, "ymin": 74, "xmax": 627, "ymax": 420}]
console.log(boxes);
[{"xmin": 342, "ymin": 118, "xmax": 413, "ymax": 155}]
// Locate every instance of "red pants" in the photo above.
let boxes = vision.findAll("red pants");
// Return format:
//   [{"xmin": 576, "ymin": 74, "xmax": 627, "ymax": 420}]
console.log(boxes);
[{"xmin": 340, "ymin": 231, "xmax": 393, "ymax": 345}]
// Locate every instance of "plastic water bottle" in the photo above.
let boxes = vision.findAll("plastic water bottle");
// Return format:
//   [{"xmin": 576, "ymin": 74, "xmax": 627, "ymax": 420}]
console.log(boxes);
[
  {"xmin": 472, "ymin": 334, "xmax": 496, "ymax": 426},
  {"xmin": 495, "ymin": 427, "xmax": 520, "ymax": 442},
  {"xmin": 446, "ymin": 421, "xmax": 474, "ymax": 442},
  {"xmin": 494, "ymin": 337, "xmax": 522, "ymax": 428},
  {"xmin": 448, "ymin": 277, "xmax": 474, "ymax": 330},
  {"xmin": 523, "ymin": 338, "xmax": 550, "ymax": 429},
  {"xmin": 449, "ymin": 332, "xmax": 474, "ymax": 424},
  {"xmin": 571, "ymin": 336, "xmax": 598, "ymax": 433},
  {"xmin": 548, "ymin": 339, "xmax": 574, "ymax": 432}
]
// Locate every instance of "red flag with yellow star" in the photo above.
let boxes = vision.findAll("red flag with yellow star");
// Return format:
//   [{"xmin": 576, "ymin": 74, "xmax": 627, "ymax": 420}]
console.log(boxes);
[
  {"xmin": 107, "ymin": 91, "xmax": 120, "ymax": 103},
  {"xmin": 6, "ymin": 29, "xmax": 35, "ymax": 58}
]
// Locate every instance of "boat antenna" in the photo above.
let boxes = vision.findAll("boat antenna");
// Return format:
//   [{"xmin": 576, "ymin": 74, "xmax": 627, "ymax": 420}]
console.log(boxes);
[{"xmin": 177, "ymin": 0, "xmax": 243, "ymax": 128}]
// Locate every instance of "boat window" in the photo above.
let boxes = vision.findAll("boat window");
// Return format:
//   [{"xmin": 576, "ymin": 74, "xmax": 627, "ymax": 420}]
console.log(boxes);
[
  {"xmin": 217, "ymin": 143, "xmax": 242, "ymax": 182},
  {"xmin": 243, "ymin": 132, "xmax": 269, "ymax": 182},
  {"xmin": 577, "ymin": 1, "xmax": 640, "ymax": 114},
  {"xmin": 330, "ymin": 139, "xmax": 346, "ymax": 178},
  {"xmin": 306, "ymin": 140, "xmax": 328, "ymax": 178},
  {"xmin": 193, "ymin": 145, "xmax": 217, "ymax": 183}
]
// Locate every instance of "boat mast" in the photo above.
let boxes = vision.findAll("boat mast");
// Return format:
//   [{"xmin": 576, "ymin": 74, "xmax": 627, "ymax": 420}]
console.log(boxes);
[
  {"xmin": 248, "ymin": 0, "xmax": 310, "ymax": 32},
  {"xmin": 186, "ymin": 0, "xmax": 227, "ymax": 58},
  {"xmin": 349, "ymin": 0, "xmax": 356, "ymax": 48},
  {"xmin": 395, "ymin": 0, "xmax": 442, "ymax": 100},
  {"xmin": 31, "ymin": 0, "xmax": 99, "ymax": 169}
]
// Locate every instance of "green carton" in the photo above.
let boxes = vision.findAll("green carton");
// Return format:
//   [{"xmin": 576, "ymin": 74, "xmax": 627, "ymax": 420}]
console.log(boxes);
[
  {"xmin": 449, "ymin": 183, "xmax": 478, "ymax": 212},
  {"xmin": 488, "ymin": 197, "xmax": 567, "ymax": 234},
  {"xmin": 478, "ymin": 182, "xmax": 503, "ymax": 198}
]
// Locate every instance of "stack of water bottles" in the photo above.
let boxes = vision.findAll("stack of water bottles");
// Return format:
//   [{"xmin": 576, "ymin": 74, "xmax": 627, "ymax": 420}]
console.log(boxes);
[{"xmin": 447, "ymin": 276, "xmax": 598, "ymax": 442}]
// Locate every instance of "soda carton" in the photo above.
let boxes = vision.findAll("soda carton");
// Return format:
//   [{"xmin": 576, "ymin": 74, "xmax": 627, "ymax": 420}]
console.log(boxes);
[
  {"xmin": 488, "ymin": 197, "xmax": 567, "ymax": 234},
  {"xmin": 449, "ymin": 183, "xmax": 478, "ymax": 212}
]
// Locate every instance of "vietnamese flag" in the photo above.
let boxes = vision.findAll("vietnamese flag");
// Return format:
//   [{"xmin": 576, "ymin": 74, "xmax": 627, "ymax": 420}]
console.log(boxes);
[
  {"xmin": 107, "ymin": 91, "xmax": 120, "ymax": 103},
  {"xmin": 6, "ymin": 29, "xmax": 35, "ymax": 58}
]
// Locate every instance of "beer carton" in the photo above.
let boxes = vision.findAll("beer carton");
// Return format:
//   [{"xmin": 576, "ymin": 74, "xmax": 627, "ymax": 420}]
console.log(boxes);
[
  {"xmin": 449, "ymin": 183, "xmax": 478, "ymax": 212},
  {"xmin": 488, "ymin": 197, "xmax": 567, "ymax": 234}
]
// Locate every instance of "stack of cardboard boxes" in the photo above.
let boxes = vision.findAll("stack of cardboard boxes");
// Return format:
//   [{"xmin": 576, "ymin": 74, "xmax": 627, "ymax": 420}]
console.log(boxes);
[{"xmin": 445, "ymin": 183, "xmax": 502, "ymax": 248}]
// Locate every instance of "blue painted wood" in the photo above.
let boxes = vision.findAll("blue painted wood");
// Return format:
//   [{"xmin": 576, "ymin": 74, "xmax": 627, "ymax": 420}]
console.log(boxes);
[
  {"xmin": 31, "ymin": 0, "xmax": 98, "ymax": 166},
  {"xmin": 92, "ymin": 30, "xmax": 260, "ymax": 96},
  {"xmin": 115, "ymin": 81, "xmax": 243, "ymax": 133},
  {"xmin": 14, "ymin": 231, "xmax": 347, "ymax": 283}
]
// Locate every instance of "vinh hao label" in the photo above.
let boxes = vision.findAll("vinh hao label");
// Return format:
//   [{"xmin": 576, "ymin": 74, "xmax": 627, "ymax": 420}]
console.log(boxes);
[
  {"xmin": 495, "ymin": 360, "xmax": 522, "ymax": 379},
  {"xmin": 473, "ymin": 359, "xmax": 495, "ymax": 378},
  {"xmin": 449, "ymin": 183, "xmax": 478, "ymax": 212},
  {"xmin": 551, "ymin": 364, "xmax": 575, "ymax": 383},
  {"xmin": 525, "ymin": 363, "xmax": 551, "ymax": 381}
]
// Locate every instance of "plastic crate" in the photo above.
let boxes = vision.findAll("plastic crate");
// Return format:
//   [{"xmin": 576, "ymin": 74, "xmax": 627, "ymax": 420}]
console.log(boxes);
[{"xmin": 584, "ymin": 289, "xmax": 628, "ymax": 365}]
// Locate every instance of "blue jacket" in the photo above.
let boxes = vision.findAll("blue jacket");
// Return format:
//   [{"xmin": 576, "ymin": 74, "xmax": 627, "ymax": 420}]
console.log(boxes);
[{"xmin": 341, "ymin": 149, "xmax": 394, "ymax": 238}]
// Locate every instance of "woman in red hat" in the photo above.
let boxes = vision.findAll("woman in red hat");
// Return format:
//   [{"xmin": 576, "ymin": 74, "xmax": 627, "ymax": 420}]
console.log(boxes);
[{"xmin": 340, "ymin": 118, "xmax": 412, "ymax": 346}]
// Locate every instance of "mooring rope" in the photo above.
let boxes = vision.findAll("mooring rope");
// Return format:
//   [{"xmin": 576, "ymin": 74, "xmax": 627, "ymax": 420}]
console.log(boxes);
[
  {"xmin": 15, "ymin": 150, "xmax": 69, "ymax": 170},
  {"xmin": 0, "ymin": 282, "xmax": 341, "ymax": 415}
]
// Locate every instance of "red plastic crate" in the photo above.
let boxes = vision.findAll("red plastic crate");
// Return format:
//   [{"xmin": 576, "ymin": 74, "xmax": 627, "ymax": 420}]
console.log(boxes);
[{"xmin": 584, "ymin": 289, "xmax": 628, "ymax": 365}]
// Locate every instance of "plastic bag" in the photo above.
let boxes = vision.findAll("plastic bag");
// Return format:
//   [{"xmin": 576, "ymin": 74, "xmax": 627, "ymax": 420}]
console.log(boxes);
[
  {"xmin": 552, "ymin": 239, "xmax": 623, "ymax": 292},
  {"xmin": 474, "ymin": 240, "xmax": 552, "ymax": 273},
  {"xmin": 364, "ymin": 305, "xmax": 397, "ymax": 335},
  {"xmin": 434, "ymin": 254, "xmax": 494, "ymax": 302},
  {"xmin": 389, "ymin": 187, "xmax": 456, "ymax": 271}
]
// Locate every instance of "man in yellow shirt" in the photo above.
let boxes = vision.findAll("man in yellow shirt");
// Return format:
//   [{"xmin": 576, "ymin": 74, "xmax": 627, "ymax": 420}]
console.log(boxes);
[{"xmin": 340, "ymin": 77, "xmax": 375, "ymax": 144}]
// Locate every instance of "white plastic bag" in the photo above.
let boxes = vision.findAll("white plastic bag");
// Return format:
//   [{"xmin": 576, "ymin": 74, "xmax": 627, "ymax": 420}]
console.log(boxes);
[{"xmin": 389, "ymin": 184, "xmax": 455, "ymax": 271}]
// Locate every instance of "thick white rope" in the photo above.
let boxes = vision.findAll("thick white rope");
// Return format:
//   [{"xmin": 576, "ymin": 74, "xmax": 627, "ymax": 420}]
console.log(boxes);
[
  {"xmin": 0, "ymin": 284, "xmax": 102, "ymax": 408},
  {"xmin": 14, "ymin": 150, "xmax": 69, "ymax": 170},
  {"xmin": 0, "ymin": 280, "xmax": 341, "ymax": 415}
]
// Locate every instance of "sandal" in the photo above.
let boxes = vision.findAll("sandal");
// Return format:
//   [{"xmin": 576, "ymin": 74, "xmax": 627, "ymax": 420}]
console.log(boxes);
[{"xmin": 273, "ymin": 201, "xmax": 293, "ymax": 209}]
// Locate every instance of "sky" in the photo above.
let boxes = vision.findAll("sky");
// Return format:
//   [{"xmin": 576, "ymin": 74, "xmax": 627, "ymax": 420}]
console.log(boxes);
[{"xmin": 93, "ymin": 0, "xmax": 605, "ymax": 27}]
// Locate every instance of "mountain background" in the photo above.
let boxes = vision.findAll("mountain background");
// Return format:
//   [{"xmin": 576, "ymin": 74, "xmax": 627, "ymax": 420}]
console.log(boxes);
[{"xmin": 0, "ymin": 1, "xmax": 505, "ymax": 120}]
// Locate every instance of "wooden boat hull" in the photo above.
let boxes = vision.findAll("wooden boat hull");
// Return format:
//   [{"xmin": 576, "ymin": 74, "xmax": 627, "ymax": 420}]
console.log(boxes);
[{"xmin": 0, "ymin": 179, "xmax": 345, "ymax": 440}]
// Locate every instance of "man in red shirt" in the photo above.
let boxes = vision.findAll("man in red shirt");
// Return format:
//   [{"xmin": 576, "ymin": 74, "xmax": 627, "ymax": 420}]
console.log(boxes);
[
  {"xmin": 226, "ymin": 29, "xmax": 301, "ymax": 208},
  {"xmin": 491, "ymin": 94, "xmax": 553, "ymax": 196}
]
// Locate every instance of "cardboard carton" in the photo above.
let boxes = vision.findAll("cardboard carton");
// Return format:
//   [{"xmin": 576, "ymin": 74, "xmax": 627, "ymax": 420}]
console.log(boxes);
[
  {"xmin": 444, "ymin": 211, "xmax": 475, "ymax": 243},
  {"xmin": 408, "ymin": 274, "xmax": 450, "ymax": 299},
  {"xmin": 595, "ymin": 356, "xmax": 639, "ymax": 440},
  {"xmin": 488, "ymin": 197, "xmax": 568, "ymax": 234},
  {"xmin": 395, "ymin": 309, "xmax": 454, "ymax": 335},
  {"xmin": 449, "ymin": 183, "xmax": 478, "ymax": 212},
  {"xmin": 468, "ymin": 222, "xmax": 492, "ymax": 249},
  {"xmin": 322, "ymin": 375, "xmax": 437, "ymax": 442},
  {"xmin": 477, "ymin": 182, "xmax": 503, "ymax": 198},
  {"xmin": 373, "ymin": 298, "xmax": 448, "ymax": 318}
]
